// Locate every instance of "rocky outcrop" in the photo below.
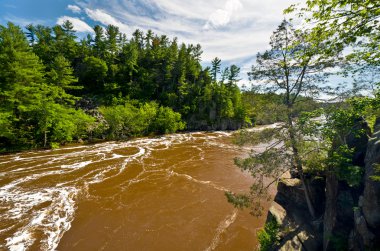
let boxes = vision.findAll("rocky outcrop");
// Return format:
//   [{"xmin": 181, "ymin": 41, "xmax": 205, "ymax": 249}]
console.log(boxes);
[
  {"xmin": 361, "ymin": 118, "xmax": 380, "ymax": 247},
  {"xmin": 276, "ymin": 177, "xmax": 325, "ymax": 217},
  {"xmin": 322, "ymin": 172, "xmax": 339, "ymax": 251},
  {"xmin": 268, "ymin": 178, "xmax": 324, "ymax": 251},
  {"xmin": 264, "ymin": 118, "xmax": 380, "ymax": 251},
  {"xmin": 268, "ymin": 201, "xmax": 321, "ymax": 251},
  {"xmin": 323, "ymin": 118, "xmax": 371, "ymax": 251},
  {"xmin": 348, "ymin": 207, "xmax": 376, "ymax": 250},
  {"xmin": 362, "ymin": 118, "xmax": 380, "ymax": 228}
]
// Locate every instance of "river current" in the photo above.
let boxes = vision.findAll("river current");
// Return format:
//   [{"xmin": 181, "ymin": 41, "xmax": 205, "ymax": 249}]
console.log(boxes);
[{"xmin": 0, "ymin": 130, "xmax": 271, "ymax": 250}]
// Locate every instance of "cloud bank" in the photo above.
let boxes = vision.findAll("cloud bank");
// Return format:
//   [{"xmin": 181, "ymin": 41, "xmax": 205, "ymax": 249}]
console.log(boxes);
[
  {"xmin": 70, "ymin": 0, "xmax": 298, "ymax": 70},
  {"xmin": 57, "ymin": 16, "xmax": 93, "ymax": 33}
]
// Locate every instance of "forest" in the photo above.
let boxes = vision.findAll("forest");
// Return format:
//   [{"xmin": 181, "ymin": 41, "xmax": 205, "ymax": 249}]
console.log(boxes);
[{"xmin": 0, "ymin": 21, "xmax": 251, "ymax": 151}]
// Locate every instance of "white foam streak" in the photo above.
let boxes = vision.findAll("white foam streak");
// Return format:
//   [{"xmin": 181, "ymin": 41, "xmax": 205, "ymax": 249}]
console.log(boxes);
[
  {"xmin": 5, "ymin": 187, "xmax": 78, "ymax": 251},
  {"xmin": 169, "ymin": 171, "xmax": 229, "ymax": 192},
  {"xmin": 61, "ymin": 160, "xmax": 92, "ymax": 169},
  {"xmin": 205, "ymin": 209, "xmax": 238, "ymax": 251}
]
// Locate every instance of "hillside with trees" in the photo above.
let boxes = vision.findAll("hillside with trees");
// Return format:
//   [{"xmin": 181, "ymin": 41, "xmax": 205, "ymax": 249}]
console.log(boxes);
[{"xmin": 0, "ymin": 22, "xmax": 249, "ymax": 151}]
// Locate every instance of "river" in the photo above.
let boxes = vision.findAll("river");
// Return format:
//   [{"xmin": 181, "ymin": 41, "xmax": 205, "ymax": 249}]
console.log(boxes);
[{"xmin": 0, "ymin": 130, "xmax": 272, "ymax": 251}]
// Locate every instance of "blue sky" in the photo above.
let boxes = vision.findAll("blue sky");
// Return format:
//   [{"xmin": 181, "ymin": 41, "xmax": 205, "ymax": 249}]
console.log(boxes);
[{"xmin": 0, "ymin": 0, "xmax": 299, "ymax": 82}]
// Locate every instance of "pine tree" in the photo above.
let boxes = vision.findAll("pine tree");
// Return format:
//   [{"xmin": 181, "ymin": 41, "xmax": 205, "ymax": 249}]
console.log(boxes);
[
  {"xmin": 0, "ymin": 22, "xmax": 48, "ymax": 145},
  {"xmin": 211, "ymin": 57, "xmax": 221, "ymax": 82},
  {"xmin": 227, "ymin": 65, "xmax": 240, "ymax": 87},
  {"xmin": 47, "ymin": 55, "xmax": 81, "ymax": 105}
]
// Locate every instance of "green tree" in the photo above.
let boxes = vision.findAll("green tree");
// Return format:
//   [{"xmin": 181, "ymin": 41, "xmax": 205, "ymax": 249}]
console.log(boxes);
[
  {"xmin": 210, "ymin": 57, "xmax": 221, "ymax": 82},
  {"xmin": 0, "ymin": 20, "xmax": 249, "ymax": 151},
  {"xmin": 47, "ymin": 55, "xmax": 81, "ymax": 104},
  {"xmin": 287, "ymin": 0, "xmax": 380, "ymax": 79},
  {"xmin": 0, "ymin": 22, "xmax": 47, "ymax": 116},
  {"xmin": 30, "ymin": 25, "xmax": 55, "ymax": 64},
  {"xmin": 93, "ymin": 25, "xmax": 106, "ymax": 58},
  {"xmin": 78, "ymin": 56, "xmax": 108, "ymax": 93},
  {"xmin": 290, "ymin": 0, "xmax": 379, "ymax": 54},
  {"xmin": 227, "ymin": 20, "xmax": 336, "ymax": 218},
  {"xmin": 54, "ymin": 20, "xmax": 78, "ymax": 61},
  {"xmin": 227, "ymin": 64, "xmax": 240, "ymax": 87},
  {"xmin": 151, "ymin": 106, "xmax": 186, "ymax": 134}
]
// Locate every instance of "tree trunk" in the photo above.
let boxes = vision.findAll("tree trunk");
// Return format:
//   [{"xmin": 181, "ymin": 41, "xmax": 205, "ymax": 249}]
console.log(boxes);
[
  {"xmin": 44, "ymin": 130, "xmax": 48, "ymax": 148},
  {"xmin": 287, "ymin": 112, "xmax": 317, "ymax": 219}
]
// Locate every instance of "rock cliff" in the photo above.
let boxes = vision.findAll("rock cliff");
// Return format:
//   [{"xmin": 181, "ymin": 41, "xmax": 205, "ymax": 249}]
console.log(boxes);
[{"xmin": 265, "ymin": 118, "xmax": 380, "ymax": 251}]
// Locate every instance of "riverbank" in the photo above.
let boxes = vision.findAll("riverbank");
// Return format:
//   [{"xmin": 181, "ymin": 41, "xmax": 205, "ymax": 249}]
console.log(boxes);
[{"xmin": 0, "ymin": 121, "xmax": 258, "ymax": 155}]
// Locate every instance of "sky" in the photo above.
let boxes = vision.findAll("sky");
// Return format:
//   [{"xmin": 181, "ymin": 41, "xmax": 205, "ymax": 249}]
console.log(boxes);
[{"xmin": 0, "ymin": 0, "xmax": 300, "ymax": 83}]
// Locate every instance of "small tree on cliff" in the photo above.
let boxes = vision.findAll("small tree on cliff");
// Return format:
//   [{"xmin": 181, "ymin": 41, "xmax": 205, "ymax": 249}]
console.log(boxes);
[{"xmin": 226, "ymin": 20, "xmax": 337, "ymax": 218}]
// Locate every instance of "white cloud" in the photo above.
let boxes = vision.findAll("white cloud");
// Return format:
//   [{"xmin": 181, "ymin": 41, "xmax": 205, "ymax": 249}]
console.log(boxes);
[
  {"xmin": 204, "ymin": 0, "xmax": 243, "ymax": 29},
  {"xmin": 79, "ymin": 0, "xmax": 299, "ymax": 65},
  {"xmin": 67, "ymin": 4, "xmax": 81, "ymax": 14},
  {"xmin": 84, "ymin": 8, "xmax": 133, "ymax": 34},
  {"xmin": 225, "ymin": 0, "xmax": 243, "ymax": 12},
  {"xmin": 206, "ymin": 10, "xmax": 230, "ymax": 29},
  {"xmin": 56, "ymin": 16, "xmax": 93, "ymax": 33}
]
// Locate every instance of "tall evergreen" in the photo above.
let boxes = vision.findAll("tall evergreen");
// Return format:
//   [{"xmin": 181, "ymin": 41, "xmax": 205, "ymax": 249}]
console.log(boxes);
[{"xmin": 211, "ymin": 57, "xmax": 221, "ymax": 82}]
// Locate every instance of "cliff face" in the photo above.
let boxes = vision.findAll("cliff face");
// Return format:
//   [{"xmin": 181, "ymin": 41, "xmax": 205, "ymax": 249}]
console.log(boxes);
[
  {"xmin": 362, "ymin": 119, "xmax": 380, "ymax": 229},
  {"xmin": 359, "ymin": 118, "xmax": 380, "ymax": 248},
  {"xmin": 267, "ymin": 177, "xmax": 324, "ymax": 251},
  {"xmin": 266, "ymin": 119, "xmax": 380, "ymax": 251}
]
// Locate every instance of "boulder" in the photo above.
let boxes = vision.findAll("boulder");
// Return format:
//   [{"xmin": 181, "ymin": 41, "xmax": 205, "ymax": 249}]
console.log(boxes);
[
  {"xmin": 278, "ymin": 229, "xmax": 320, "ymax": 251},
  {"xmin": 268, "ymin": 201, "xmax": 287, "ymax": 227}
]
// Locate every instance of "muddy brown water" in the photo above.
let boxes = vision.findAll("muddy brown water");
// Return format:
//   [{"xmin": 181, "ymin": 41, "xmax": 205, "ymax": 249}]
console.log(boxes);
[{"xmin": 0, "ymin": 130, "xmax": 273, "ymax": 251}]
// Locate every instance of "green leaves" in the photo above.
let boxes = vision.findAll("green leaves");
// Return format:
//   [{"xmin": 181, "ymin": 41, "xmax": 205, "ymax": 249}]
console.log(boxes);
[
  {"xmin": 293, "ymin": 0, "xmax": 380, "ymax": 68},
  {"xmin": 151, "ymin": 106, "xmax": 186, "ymax": 134},
  {"xmin": 0, "ymin": 20, "xmax": 249, "ymax": 151},
  {"xmin": 257, "ymin": 219, "xmax": 280, "ymax": 251},
  {"xmin": 78, "ymin": 56, "xmax": 108, "ymax": 93},
  {"xmin": 225, "ymin": 192, "xmax": 251, "ymax": 209},
  {"xmin": 210, "ymin": 57, "xmax": 221, "ymax": 82},
  {"xmin": 99, "ymin": 101, "xmax": 185, "ymax": 139},
  {"xmin": 327, "ymin": 145, "xmax": 363, "ymax": 186},
  {"xmin": 249, "ymin": 20, "xmax": 336, "ymax": 106}
]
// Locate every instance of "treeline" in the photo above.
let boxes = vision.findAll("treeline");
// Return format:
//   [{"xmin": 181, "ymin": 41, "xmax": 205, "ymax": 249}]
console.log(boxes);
[{"xmin": 0, "ymin": 21, "xmax": 249, "ymax": 151}]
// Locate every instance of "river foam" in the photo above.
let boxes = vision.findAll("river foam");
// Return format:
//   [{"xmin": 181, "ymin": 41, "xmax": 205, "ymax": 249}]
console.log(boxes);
[{"xmin": 0, "ymin": 130, "xmax": 257, "ymax": 250}]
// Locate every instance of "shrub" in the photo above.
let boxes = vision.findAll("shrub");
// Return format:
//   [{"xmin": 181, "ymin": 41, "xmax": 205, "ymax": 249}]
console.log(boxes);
[
  {"xmin": 100, "ymin": 101, "xmax": 185, "ymax": 138},
  {"xmin": 151, "ymin": 106, "xmax": 186, "ymax": 134},
  {"xmin": 257, "ymin": 219, "xmax": 280, "ymax": 251}
]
